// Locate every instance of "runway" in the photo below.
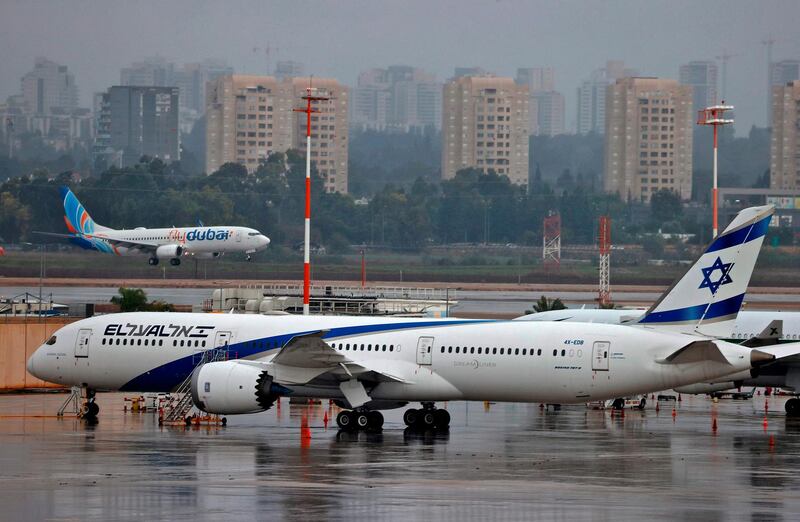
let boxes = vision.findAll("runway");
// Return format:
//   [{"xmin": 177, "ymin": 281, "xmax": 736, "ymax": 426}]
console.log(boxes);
[
  {"xmin": 3, "ymin": 285, "xmax": 800, "ymax": 317},
  {"xmin": 1, "ymin": 392, "xmax": 798, "ymax": 521}
]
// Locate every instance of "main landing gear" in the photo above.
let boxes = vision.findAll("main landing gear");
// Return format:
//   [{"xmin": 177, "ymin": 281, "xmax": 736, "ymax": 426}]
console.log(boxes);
[
  {"xmin": 403, "ymin": 403, "xmax": 450, "ymax": 430},
  {"xmin": 336, "ymin": 410, "xmax": 384, "ymax": 432},
  {"xmin": 786, "ymin": 398, "xmax": 800, "ymax": 416},
  {"xmin": 246, "ymin": 254, "xmax": 252, "ymax": 261},
  {"xmin": 170, "ymin": 257, "xmax": 181, "ymax": 266},
  {"xmin": 148, "ymin": 257, "xmax": 159, "ymax": 266}
]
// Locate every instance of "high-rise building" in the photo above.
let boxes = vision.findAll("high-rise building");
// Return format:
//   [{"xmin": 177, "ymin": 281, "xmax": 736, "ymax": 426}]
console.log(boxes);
[
  {"xmin": 21, "ymin": 57, "xmax": 79, "ymax": 115},
  {"xmin": 94, "ymin": 86, "xmax": 180, "ymax": 168},
  {"xmin": 350, "ymin": 66, "xmax": 441, "ymax": 131},
  {"xmin": 453, "ymin": 67, "xmax": 487, "ymax": 79},
  {"xmin": 679, "ymin": 61, "xmax": 719, "ymax": 112},
  {"xmin": 604, "ymin": 77, "xmax": 693, "ymax": 201},
  {"xmin": 768, "ymin": 60, "xmax": 800, "ymax": 127},
  {"xmin": 205, "ymin": 75, "xmax": 349, "ymax": 193},
  {"xmin": 770, "ymin": 80, "xmax": 800, "ymax": 190},
  {"xmin": 576, "ymin": 61, "xmax": 637, "ymax": 135},
  {"xmin": 516, "ymin": 68, "xmax": 564, "ymax": 136},
  {"xmin": 274, "ymin": 61, "xmax": 304, "ymax": 80},
  {"xmin": 441, "ymin": 76, "xmax": 529, "ymax": 185},
  {"xmin": 120, "ymin": 57, "xmax": 233, "ymax": 133}
]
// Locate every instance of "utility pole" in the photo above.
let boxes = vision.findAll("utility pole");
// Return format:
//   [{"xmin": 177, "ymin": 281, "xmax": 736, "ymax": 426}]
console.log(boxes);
[
  {"xmin": 598, "ymin": 217, "xmax": 611, "ymax": 307},
  {"xmin": 697, "ymin": 103, "xmax": 734, "ymax": 238},
  {"xmin": 293, "ymin": 82, "xmax": 330, "ymax": 315}
]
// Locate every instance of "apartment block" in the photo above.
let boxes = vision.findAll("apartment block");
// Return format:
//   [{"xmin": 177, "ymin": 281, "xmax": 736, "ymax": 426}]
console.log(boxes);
[
  {"xmin": 604, "ymin": 77, "xmax": 693, "ymax": 201},
  {"xmin": 770, "ymin": 81, "xmax": 800, "ymax": 189},
  {"xmin": 576, "ymin": 61, "xmax": 637, "ymax": 135},
  {"xmin": 442, "ymin": 76, "xmax": 529, "ymax": 185},
  {"xmin": 768, "ymin": 61, "xmax": 800, "ymax": 126},
  {"xmin": 21, "ymin": 57, "xmax": 79, "ymax": 115},
  {"xmin": 205, "ymin": 75, "xmax": 348, "ymax": 193},
  {"xmin": 93, "ymin": 86, "xmax": 180, "ymax": 168},
  {"xmin": 516, "ymin": 68, "xmax": 565, "ymax": 136}
]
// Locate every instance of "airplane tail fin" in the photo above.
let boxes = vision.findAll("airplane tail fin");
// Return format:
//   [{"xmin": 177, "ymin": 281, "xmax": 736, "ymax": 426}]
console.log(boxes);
[
  {"xmin": 60, "ymin": 186, "xmax": 109, "ymax": 235},
  {"xmin": 637, "ymin": 205, "xmax": 774, "ymax": 337}
]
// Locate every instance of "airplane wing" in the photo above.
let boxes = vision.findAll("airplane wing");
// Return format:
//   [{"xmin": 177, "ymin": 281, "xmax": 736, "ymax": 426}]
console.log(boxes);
[
  {"xmin": 758, "ymin": 342, "xmax": 800, "ymax": 366},
  {"xmin": 255, "ymin": 330, "xmax": 409, "ymax": 386},
  {"xmin": 90, "ymin": 234, "xmax": 160, "ymax": 253}
]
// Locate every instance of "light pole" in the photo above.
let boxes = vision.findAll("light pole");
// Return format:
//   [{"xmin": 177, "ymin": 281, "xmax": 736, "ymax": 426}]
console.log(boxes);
[
  {"xmin": 697, "ymin": 103, "xmax": 734, "ymax": 238},
  {"xmin": 293, "ymin": 83, "xmax": 330, "ymax": 315}
]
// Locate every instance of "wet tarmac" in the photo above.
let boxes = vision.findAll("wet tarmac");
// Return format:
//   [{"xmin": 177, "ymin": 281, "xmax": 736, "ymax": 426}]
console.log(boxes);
[{"xmin": 2, "ymin": 392, "xmax": 800, "ymax": 521}]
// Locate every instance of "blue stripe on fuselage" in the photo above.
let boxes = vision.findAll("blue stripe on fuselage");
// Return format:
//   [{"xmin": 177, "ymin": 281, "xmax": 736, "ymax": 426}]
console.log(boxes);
[{"xmin": 119, "ymin": 319, "xmax": 488, "ymax": 392}]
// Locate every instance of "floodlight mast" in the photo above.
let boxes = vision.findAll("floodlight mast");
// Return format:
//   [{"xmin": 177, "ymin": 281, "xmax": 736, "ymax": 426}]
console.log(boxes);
[
  {"xmin": 697, "ymin": 103, "xmax": 734, "ymax": 238},
  {"xmin": 293, "ymin": 84, "xmax": 330, "ymax": 315}
]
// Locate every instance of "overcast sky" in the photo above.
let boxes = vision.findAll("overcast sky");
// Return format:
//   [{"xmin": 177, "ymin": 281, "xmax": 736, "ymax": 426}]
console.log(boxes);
[{"xmin": 1, "ymin": 0, "xmax": 799, "ymax": 133}]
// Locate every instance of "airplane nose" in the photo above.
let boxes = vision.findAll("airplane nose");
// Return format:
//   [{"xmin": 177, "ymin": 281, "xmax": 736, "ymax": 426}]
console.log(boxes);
[
  {"xmin": 261, "ymin": 235, "xmax": 270, "ymax": 248},
  {"xmin": 26, "ymin": 352, "xmax": 37, "ymax": 377}
]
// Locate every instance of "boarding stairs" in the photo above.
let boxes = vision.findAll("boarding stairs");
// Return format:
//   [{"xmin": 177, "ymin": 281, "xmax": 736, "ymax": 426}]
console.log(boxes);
[{"xmin": 160, "ymin": 348, "xmax": 229, "ymax": 424}]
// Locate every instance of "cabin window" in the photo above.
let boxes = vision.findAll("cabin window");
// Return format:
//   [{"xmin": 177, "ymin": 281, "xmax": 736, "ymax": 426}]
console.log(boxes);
[
  {"xmin": 500, "ymin": 348, "xmax": 504, "ymax": 355},
  {"xmin": 360, "ymin": 344, "xmax": 365, "ymax": 351},
  {"xmin": 116, "ymin": 338, "xmax": 120, "ymax": 346},
  {"xmin": 448, "ymin": 346, "xmax": 452, "ymax": 353},
  {"xmin": 440, "ymin": 346, "xmax": 445, "ymax": 353},
  {"xmin": 492, "ymin": 348, "xmax": 497, "ymax": 355},
  {"xmin": 470, "ymin": 347, "xmax": 475, "ymax": 354},
  {"xmin": 201, "ymin": 340, "xmax": 205, "ymax": 347},
  {"xmin": 537, "ymin": 349, "xmax": 542, "ymax": 356},
  {"xmin": 389, "ymin": 345, "xmax": 394, "ymax": 352},
  {"xmin": 382, "ymin": 345, "xmax": 387, "ymax": 352},
  {"xmin": 515, "ymin": 348, "xmax": 519, "ymax": 355},
  {"xmin": 553, "ymin": 349, "xmax": 557, "ymax": 356},
  {"xmin": 143, "ymin": 339, "xmax": 148, "ymax": 346},
  {"xmin": 522, "ymin": 349, "xmax": 526, "ymax": 355},
  {"xmin": 137, "ymin": 339, "xmax": 142, "ymax": 346},
  {"xmin": 160, "ymin": 340, "xmax": 164, "ymax": 347},
  {"xmin": 477, "ymin": 347, "xmax": 482, "ymax": 354},
  {"xmin": 561, "ymin": 349, "xmax": 566, "ymax": 357},
  {"xmin": 180, "ymin": 340, "xmax": 184, "ymax": 347}
]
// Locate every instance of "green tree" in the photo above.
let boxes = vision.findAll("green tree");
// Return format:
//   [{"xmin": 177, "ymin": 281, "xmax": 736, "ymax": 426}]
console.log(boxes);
[
  {"xmin": 111, "ymin": 287, "xmax": 149, "ymax": 312},
  {"xmin": 525, "ymin": 295, "xmax": 567, "ymax": 314},
  {"xmin": 650, "ymin": 189, "xmax": 682, "ymax": 224},
  {"xmin": 0, "ymin": 191, "xmax": 32, "ymax": 242}
]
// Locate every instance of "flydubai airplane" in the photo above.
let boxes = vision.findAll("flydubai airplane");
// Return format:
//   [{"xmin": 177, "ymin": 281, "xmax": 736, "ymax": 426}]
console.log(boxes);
[
  {"xmin": 27, "ymin": 206, "xmax": 798, "ymax": 431},
  {"xmin": 38, "ymin": 187, "xmax": 270, "ymax": 266}
]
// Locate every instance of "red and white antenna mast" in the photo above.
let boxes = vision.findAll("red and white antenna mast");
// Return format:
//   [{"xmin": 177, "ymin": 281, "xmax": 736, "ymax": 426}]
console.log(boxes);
[
  {"xmin": 598, "ymin": 216, "xmax": 611, "ymax": 307},
  {"xmin": 697, "ymin": 102, "xmax": 734, "ymax": 238},
  {"xmin": 293, "ymin": 81, "xmax": 330, "ymax": 315}
]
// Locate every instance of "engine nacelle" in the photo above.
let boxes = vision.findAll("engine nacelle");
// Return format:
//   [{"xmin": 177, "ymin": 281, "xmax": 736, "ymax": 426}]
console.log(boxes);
[
  {"xmin": 155, "ymin": 244, "xmax": 183, "ymax": 259},
  {"xmin": 190, "ymin": 360, "xmax": 280, "ymax": 414}
]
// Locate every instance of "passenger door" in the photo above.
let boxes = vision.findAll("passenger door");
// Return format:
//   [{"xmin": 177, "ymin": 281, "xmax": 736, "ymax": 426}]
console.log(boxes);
[
  {"xmin": 74, "ymin": 329, "xmax": 91, "ymax": 358},
  {"xmin": 214, "ymin": 331, "xmax": 232, "ymax": 357},
  {"xmin": 416, "ymin": 336, "xmax": 434, "ymax": 366},
  {"xmin": 592, "ymin": 341, "xmax": 610, "ymax": 371}
]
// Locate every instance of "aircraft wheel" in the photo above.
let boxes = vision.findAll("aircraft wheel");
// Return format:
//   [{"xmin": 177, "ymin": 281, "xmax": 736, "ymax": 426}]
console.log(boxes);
[
  {"xmin": 434, "ymin": 408, "xmax": 450, "ymax": 429},
  {"xmin": 786, "ymin": 398, "xmax": 800, "ymax": 416},
  {"xmin": 355, "ymin": 412, "xmax": 370, "ymax": 430},
  {"xmin": 170, "ymin": 258, "xmax": 181, "ymax": 266},
  {"xmin": 149, "ymin": 257, "xmax": 159, "ymax": 266},
  {"xmin": 403, "ymin": 408, "xmax": 419, "ymax": 427},
  {"xmin": 246, "ymin": 255, "xmax": 252, "ymax": 261},
  {"xmin": 83, "ymin": 401, "xmax": 99, "ymax": 418},
  {"xmin": 611, "ymin": 398, "xmax": 625, "ymax": 410},
  {"xmin": 367, "ymin": 411, "xmax": 384, "ymax": 431},
  {"xmin": 337, "ymin": 410, "xmax": 355, "ymax": 430},
  {"xmin": 638, "ymin": 398, "xmax": 647, "ymax": 410},
  {"xmin": 420, "ymin": 410, "xmax": 436, "ymax": 429}
]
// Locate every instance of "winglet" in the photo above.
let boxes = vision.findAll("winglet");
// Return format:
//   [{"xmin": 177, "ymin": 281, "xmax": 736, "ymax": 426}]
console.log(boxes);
[{"xmin": 637, "ymin": 205, "xmax": 774, "ymax": 337}]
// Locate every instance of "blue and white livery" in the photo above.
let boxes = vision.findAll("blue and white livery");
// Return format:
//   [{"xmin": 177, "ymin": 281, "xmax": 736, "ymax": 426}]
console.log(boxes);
[{"xmin": 44, "ymin": 187, "xmax": 270, "ymax": 266}]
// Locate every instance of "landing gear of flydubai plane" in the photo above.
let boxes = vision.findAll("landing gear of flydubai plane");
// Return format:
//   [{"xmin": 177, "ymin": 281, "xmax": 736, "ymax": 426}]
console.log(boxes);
[
  {"xmin": 246, "ymin": 254, "xmax": 252, "ymax": 261},
  {"xmin": 170, "ymin": 257, "xmax": 181, "ymax": 266},
  {"xmin": 785, "ymin": 398, "xmax": 800, "ymax": 416},
  {"xmin": 148, "ymin": 256, "xmax": 159, "ymax": 266},
  {"xmin": 336, "ymin": 409, "xmax": 384, "ymax": 432},
  {"xmin": 403, "ymin": 402, "xmax": 450, "ymax": 430}
]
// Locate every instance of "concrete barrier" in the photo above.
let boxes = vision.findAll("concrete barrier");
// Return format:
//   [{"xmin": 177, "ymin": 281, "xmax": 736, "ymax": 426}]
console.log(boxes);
[{"xmin": 0, "ymin": 318, "xmax": 78, "ymax": 391}]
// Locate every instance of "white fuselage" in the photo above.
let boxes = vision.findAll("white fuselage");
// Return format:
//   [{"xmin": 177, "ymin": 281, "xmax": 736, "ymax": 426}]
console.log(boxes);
[
  {"xmin": 518, "ymin": 309, "xmax": 800, "ymax": 343},
  {"xmin": 28, "ymin": 313, "xmax": 758, "ymax": 405},
  {"xmin": 89, "ymin": 226, "xmax": 270, "ymax": 257}
]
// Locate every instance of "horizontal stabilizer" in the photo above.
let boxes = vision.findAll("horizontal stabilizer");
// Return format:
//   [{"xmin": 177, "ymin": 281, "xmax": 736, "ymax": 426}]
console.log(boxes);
[
  {"xmin": 658, "ymin": 340, "xmax": 729, "ymax": 365},
  {"xmin": 741, "ymin": 320, "xmax": 783, "ymax": 348}
]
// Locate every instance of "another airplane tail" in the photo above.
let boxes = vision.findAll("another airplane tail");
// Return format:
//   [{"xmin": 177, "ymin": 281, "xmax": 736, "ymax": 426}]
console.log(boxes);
[
  {"xmin": 60, "ymin": 186, "xmax": 110, "ymax": 236},
  {"xmin": 637, "ymin": 205, "xmax": 774, "ymax": 337}
]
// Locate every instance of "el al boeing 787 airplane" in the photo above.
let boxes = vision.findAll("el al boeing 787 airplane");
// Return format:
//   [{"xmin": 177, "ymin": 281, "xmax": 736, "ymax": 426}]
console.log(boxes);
[
  {"xmin": 37, "ymin": 187, "xmax": 270, "ymax": 266},
  {"xmin": 27, "ymin": 205, "xmax": 800, "ymax": 431}
]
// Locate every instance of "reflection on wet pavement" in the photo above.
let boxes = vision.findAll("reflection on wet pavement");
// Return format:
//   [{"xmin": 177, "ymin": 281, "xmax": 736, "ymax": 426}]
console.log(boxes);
[{"xmin": 1, "ymin": 393, "xmax": 799, "ymax": 520}]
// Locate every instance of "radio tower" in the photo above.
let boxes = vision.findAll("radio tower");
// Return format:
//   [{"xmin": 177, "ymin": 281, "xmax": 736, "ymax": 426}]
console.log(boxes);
[
  {"xmin": 598, "ymin": 216, "xmax": 611, "ymax": 306},
  {"xmin": 293, "ymin": 82, "xmax": 330, "ymax": 315},
  {"xmin": 542, "ymin": 213, "xmax": 561, "ymax": 267}
]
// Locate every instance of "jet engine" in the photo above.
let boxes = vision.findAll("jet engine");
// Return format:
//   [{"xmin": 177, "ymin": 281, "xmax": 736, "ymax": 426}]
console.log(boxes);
[
  {"xmin": 190, "ymin": 360, "xmax": 282, "ymax": 414},
  {"xmin": 155, "ymin": 244, "xmax": 183, "ymax": 259}
]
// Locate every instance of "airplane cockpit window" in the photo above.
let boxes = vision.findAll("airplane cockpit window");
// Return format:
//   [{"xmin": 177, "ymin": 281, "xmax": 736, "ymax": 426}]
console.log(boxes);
[
  {"xmin": 248, "ymin": 232, "xmax": 260, "ymax": 236},
  {"xmin": 45, "ymin": 335, "xmax": 57, "ymax": 345}
]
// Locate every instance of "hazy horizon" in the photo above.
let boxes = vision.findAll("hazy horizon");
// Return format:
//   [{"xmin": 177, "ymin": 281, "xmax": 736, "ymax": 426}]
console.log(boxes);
[{"xmin": 2, "ymin": 0, "xmax": 799, "ymax": 134}]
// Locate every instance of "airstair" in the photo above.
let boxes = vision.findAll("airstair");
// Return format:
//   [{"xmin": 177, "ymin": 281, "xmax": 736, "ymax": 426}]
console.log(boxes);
[{"xmin": 159, "ymin": 348, "xmax": 230, "ymax": 426}]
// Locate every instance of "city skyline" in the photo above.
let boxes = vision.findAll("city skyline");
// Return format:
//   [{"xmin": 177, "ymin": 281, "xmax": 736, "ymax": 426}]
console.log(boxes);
[{"xmin": 1, "ymin": 0, "xmax": 798, "ymax": 134}]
